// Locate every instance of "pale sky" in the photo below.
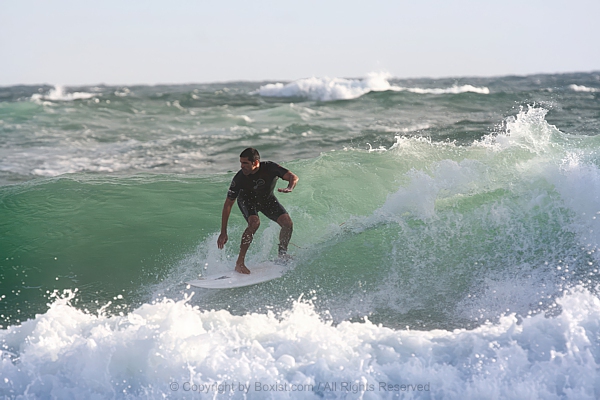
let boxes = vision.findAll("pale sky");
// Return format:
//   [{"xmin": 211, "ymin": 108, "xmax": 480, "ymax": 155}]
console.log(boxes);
[{"xmin": 1, "ymin": 0, "xmax": 599, "ymax": 86}]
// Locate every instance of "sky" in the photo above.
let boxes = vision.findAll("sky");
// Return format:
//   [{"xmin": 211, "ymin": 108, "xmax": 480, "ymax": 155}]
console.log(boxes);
[{"xmin": 1, "ymin": 0, "xmax": 599, "ymax": 86}]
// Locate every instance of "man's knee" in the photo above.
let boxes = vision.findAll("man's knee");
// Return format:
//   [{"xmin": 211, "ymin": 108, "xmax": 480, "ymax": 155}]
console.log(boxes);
[
  {"xmin": 277, "ymin": 214, "xmax": 293, "ymax": 229},
  {"xmin": 248, "ymin": 216, "xmax": 260, "ymax": 231}
]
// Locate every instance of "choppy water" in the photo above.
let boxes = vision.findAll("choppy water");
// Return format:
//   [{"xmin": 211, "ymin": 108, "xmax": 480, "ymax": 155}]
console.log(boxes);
[{"xmin": 1, "ymin": 72, "xmax": 600, "ymax": 398}]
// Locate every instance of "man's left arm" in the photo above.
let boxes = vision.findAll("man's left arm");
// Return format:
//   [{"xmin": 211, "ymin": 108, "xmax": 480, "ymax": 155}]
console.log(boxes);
[{"xmin": 278, "ymin": 171, "xmax": 298, "ymax": 193}]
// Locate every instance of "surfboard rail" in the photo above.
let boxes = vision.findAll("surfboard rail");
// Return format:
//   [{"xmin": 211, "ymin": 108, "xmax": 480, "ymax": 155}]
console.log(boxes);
[{"xmin": 186, "ymin": 262, "xmax": 285, "ymax": 289}]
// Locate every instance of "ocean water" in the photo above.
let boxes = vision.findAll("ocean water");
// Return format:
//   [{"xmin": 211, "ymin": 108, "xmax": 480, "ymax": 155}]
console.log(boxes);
[{"xmin": 1, "ymin": 72, "xmax": 600, "ymax": 399}]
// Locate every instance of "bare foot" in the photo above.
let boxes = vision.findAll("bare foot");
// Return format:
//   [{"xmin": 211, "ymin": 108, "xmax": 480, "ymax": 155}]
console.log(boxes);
[{"xmin": 235, "ymin": 263, "xmax": 251, "ymax": 274}]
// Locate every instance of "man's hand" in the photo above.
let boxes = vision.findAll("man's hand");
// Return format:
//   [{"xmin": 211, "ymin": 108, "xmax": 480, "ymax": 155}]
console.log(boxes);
[
  {"xmin": 217, "ymin": 232, "xmax": 228, "ymax": 249},
  {"xmin": 218, "ymin": 198, "xmax": 235, "ymax": 249},
  {"xmin": 279, "ymin": 171, "xmax": 298, "ymax": 193}
]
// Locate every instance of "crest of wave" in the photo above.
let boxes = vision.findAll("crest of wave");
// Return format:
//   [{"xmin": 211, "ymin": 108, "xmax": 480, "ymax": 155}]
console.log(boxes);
[
  {"xmin": 257, "ymin": 72, "xmax": 393, "ymax": 101},
  {"xmin": 257, "ymin": 73, "xmax": 490, "ymax": 101},
  {"xmin": 31, "ymin": 85, "xmax": 95, "ymax": 102},
  {"xmin": 405, "ymin": 84, "xmax": 489, "ymax": 94},
  {"xmin": 569, "ymin": 84, "xmax": 599, "ymax": 93}
]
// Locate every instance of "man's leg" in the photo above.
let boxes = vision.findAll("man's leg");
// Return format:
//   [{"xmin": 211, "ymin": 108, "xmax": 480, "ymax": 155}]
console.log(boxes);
[
  {"xmin": 276, "ymin": 213, "xmax": 293, "ymax": 257},
  {"xmin": 236, "ymin": 215, "xmax": 260, "ymax": 274}
]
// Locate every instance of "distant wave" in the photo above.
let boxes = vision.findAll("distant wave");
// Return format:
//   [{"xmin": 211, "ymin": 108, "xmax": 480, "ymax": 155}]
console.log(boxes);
[
  {"xmin": 256, "ymin": 73, "xmax": 490, "ymax": 101},
  {"xmin": 31, "ymin": 85, "xmax": 96, "ymax": 102},
  {"xmin": 569, "ymin": 84, "xmax": 599, "ymax": 93},
  {"xmin": 256, "ymin": 73, "xmax": 393, "ymax": 101},
  {"xmin": 403, "ymin": 85, "xmax": 490, "ymax": 95}
]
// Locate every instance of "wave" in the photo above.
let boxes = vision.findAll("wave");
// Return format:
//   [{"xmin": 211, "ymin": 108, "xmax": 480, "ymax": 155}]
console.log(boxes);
[
  {"xmin": 0, "ymin": 133, "xmax": 214, "ymax": 178},
  {"xmin": 3, "ymin": 74, "xmax": 600, "ymax": 397},
  {"xmin": 403, "ymin": 84, "xmax": 490, "ymax": 95},
  {"xmin": 256, "ymin": 73, "xmax": 489, "ymax": 101},
  {"xmin": 256, "ymin": 72, "xmax": 394, "ymax": 101},
  {"xmin": 569, "ymin": 84, "xmax": 599, "ymax": 93},
  {"xmin": 1, "ymin": 287, "xmax": 598, "ymax": 399},
  {"xmin": 31, "ymin": 85, "xmax": 96, "ymax": 102}
]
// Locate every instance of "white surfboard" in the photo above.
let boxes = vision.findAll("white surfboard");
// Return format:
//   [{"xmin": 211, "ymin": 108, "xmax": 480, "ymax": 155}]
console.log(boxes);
[{"xmin": 186, "ymin": 262, "xmax": 285, "ymax": 289}]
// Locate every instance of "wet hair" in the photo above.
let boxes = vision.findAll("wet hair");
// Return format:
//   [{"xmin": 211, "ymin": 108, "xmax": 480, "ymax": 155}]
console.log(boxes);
[{"xmin": 240, "ymin": 147, "xmax": 260, "ymax": 162}]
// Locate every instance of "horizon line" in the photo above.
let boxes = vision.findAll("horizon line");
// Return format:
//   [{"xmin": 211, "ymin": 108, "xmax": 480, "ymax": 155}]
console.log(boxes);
[{"xmin": 2, "ymin": 69, "xmax": 599, "ymax": 89}]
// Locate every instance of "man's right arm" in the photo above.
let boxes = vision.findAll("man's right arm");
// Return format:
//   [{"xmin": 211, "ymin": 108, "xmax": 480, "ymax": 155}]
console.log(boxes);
[{"xmin": 217, "ymin": 197, "xmax": 236, "ymax": 249}]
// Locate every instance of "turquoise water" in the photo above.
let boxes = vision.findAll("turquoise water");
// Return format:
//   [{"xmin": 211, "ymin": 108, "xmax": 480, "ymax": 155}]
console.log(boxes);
[{"xmin": 1, "ymin": 72, "xmax": 600, "ymax": 398}]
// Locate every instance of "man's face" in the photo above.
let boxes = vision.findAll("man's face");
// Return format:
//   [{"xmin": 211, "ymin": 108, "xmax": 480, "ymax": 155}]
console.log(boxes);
[{"xmin": 240, "ymin": 157, "xmax": 259, "ymax": 175}]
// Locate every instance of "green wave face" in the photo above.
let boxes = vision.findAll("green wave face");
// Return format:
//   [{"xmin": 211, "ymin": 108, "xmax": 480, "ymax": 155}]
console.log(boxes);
[{"xmin": 3, "ymin": 104, "xmax": 598, "ymax": 330}]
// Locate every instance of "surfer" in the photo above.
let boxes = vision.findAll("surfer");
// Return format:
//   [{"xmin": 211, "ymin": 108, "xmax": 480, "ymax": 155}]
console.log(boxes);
[{"xmin": 217, "ymin": 148, "xmax": 298, "ymax": 274}]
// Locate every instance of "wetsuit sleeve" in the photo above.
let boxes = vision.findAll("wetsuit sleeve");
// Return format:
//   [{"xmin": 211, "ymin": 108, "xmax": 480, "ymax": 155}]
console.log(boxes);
[
  {"xmin": 266, "ymin": 161, "xmax": 289, "ymax": 178},
  {"xmin": 227, "ymin": 174, "xmax": 242, "ymax": 200}
]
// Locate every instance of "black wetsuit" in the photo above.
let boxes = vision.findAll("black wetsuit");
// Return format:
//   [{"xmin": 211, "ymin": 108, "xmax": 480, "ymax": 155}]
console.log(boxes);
[{"xmin": 227, "ymin": 161, "xmax": 289, "ymax": 222}]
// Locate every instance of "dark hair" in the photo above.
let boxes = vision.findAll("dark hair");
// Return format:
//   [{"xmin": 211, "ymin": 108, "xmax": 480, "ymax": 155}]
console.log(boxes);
[{"xmin": 240, "ymin": 147, "xmax": 260, "ymax": 162}]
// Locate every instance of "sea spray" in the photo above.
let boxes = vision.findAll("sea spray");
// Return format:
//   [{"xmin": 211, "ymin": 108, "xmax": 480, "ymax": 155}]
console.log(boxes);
[{"xmin": 2, "ymin": 288, "xmax": 600, "ymax": 398}]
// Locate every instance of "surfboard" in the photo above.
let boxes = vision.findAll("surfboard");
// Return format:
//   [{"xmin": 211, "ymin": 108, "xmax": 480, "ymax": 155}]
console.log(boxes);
[{"xmin": 186, "ymin": 262, "xmax": 285, "ymax": 289}]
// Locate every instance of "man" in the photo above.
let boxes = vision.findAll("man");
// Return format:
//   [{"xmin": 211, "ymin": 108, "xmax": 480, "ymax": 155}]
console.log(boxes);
[{"xmin": 217, "ymin": 148, "xmax": 298, "ymax": 274}]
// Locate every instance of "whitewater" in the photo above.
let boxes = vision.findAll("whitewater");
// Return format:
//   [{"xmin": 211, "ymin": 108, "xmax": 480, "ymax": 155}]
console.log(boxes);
[{"xmin": 1, "ymin": 72, "xmax": 600, "ymax": 399}]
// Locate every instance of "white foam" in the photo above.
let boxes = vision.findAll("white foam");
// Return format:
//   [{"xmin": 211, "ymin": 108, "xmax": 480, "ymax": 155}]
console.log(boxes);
[
  {"xmin": 372, "ymin": 158, "xmax": 484, "ymax": 221},
  {"xmin": 403, "ymin": 84, "xmax": 490, "ymax": 95},
  {"xmin": 0, "ymin": 135, "xmax": 214, "ymax": 177},
  {"xmin": 476, "ymin": 106, "xmax": 562, "ymax": 155},
  {"xmin": 1, "ymin": 288, "xmax": 599, "ymax": 398},
  {"xmin": 227, "ymin": 114, "xmax": 254, "ymax": 124},
  {"xmin": 546, "ymin": 152, "xmax": 600, "ymax": 265},
  {"xmin": 257, "ymin": 72, "xmax": 395, "ymax": 101},
  {"xmin": 31, "ymin": 85, "xmax": 96, "ymax": 102},
  {"xmin": 569, "ymin": 84, "xmax": 599, "ymax": 93},
  {"xmin": 256, "ymin": 73, "xmax": 490, "ymax": 101}
]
